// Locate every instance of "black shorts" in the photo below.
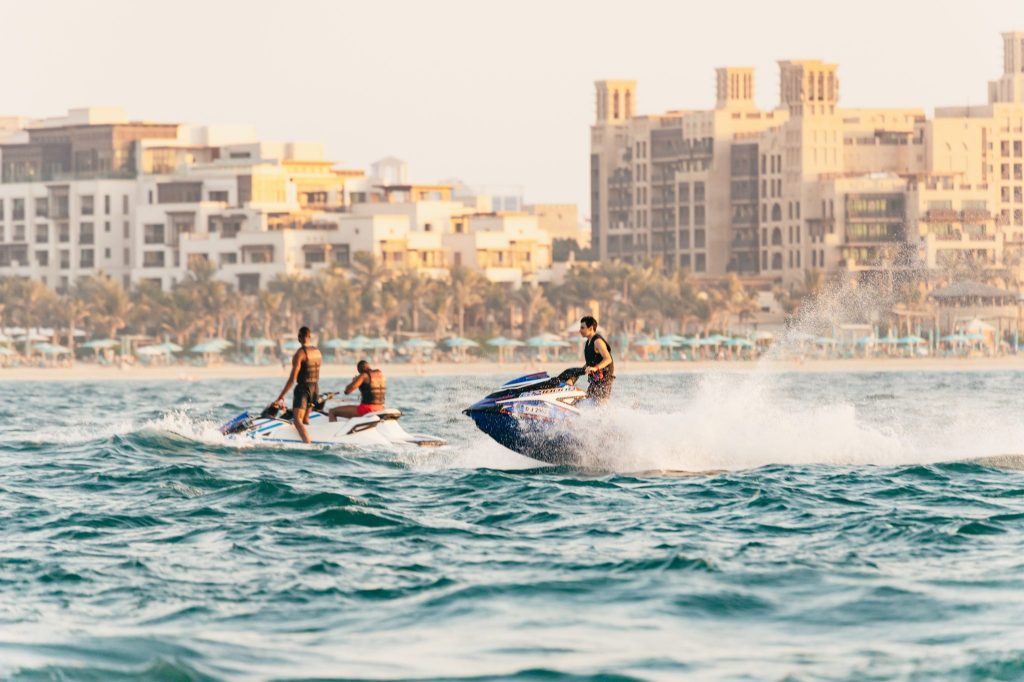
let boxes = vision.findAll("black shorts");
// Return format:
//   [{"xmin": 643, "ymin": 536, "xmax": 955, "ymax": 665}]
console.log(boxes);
[
  {"xmin": 586, "ymin": 376, "xmax": 614, "ymax": 404},
  {"xmin": 293, "ymin": 384, "xmax": 318, "ymax": 411}
]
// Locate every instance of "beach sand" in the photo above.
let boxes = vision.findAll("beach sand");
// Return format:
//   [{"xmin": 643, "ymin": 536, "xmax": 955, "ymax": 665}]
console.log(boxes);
[{"xmin": 3, "ymin": 356, "xmax": 1024, "ymax": 382}]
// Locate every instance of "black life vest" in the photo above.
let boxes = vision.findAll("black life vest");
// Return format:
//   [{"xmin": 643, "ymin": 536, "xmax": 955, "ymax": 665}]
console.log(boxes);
[
  {"xmin": 358, "ymin": 368, "xmax": 386, "ymax": 405},
  {"xmin": 297, "ymin": 346, "xmax": 320, "ymax": 387},
  {"xmin": 584, "ymin": 333, "xmax": 614, "ymax": 378}
]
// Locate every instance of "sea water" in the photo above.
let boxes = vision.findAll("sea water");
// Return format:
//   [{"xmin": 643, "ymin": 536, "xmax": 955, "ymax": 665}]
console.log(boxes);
[{"xmin": 2, "ymin": 370, "xmax": 1024, "ymax": 680}]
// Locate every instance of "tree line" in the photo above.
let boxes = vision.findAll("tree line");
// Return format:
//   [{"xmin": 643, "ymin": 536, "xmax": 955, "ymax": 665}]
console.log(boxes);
[{"xmin": 0, "ymin": 253, "xmax": 775, "ymax": 352}]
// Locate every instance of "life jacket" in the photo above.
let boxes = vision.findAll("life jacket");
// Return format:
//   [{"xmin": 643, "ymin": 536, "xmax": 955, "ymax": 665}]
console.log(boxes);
[
  {"xmin": 358, "ymin": 368, "xmax": 386, "ymax": 405},
  {"xmin": 584, "ymin": 333, "xmax": 614, "ymax": 380},
  {"xmin": 297, "ymin": 346, "xmax": 321, "ymax": 388}
]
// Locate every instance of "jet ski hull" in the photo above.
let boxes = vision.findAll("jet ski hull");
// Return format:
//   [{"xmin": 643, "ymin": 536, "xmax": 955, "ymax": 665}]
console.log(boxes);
[
  {"xmin": 464, "ymin": 371, "xmax": 588, "ymax": 465},
  {"xmin": 222, "ymin": 408, "xmax": 445, "ymax": 448}
]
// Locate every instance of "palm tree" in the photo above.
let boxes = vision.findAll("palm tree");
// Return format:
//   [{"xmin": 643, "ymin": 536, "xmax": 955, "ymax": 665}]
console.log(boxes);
[
  {"xmin": 78, "ymin": 274, "xmax": 132, "ymax": 340},
  {"xmin": 515, "ymin": 285, "xmax": 555, "ymax": 337},
  {"xmin": 449, "ymin": 267, "xmax": 484, "ymax": 337},
  {"xmin": 6, "ymin": 277, "xmax": 57, "ymax": 354}
]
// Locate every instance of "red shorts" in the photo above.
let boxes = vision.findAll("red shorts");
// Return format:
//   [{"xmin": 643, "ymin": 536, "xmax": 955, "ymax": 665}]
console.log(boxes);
[{"xmin": 357, "ymin": 404, "xmax": 384, "ymax": 416}]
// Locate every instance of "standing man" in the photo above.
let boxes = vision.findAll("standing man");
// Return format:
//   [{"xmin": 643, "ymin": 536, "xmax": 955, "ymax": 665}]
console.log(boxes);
[
  {"xmin": 273, "ymin": 326, "xmax": 322, "ymax": 444},
  {"xmin": 329, "ymin": 360, "xmax": 387, "ymax": 421},
  {"xmin": 579, "ymin": 315, "xmax": 615, "ymax": 404}
]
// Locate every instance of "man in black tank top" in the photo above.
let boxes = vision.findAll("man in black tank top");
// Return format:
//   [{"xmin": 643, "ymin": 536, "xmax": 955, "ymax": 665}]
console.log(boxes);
[
  {"xmin": 580, "ymin": 315, "xmax": 614, "ymax": 404},
  {"xmin": 273, "ymin": 326, "xmax": 322, "ymax": 444}
]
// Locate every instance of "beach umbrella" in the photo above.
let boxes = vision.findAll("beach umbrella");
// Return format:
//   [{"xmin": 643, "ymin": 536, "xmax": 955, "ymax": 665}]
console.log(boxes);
[
  {"xmin": 367, "ymin": 337, "xmax": 392, "ymax": 350},
  {"xmin": 527, "ymin": 336, "xmax": 570, "ymax": 348},
  {"xmin": 444, "ymin": 337, "xmax": 479, "ymax": 348},
  {"xmin": 964, "ymin": 333, "xmax": 987, "ymax": 342},
  {"xmin": 136, "ymin": 344, "xmax": 171, "ymax": 356},
  {"xmin": 322, "ymin": 338, "xmax": 348, "ymax": 350},
  {"xmin": 403, "ymin": 338, "xmax": 437, "ymax": 350},
  {"xmin": 345, "ymin": 335, "xmax": 373, "ymax": 350},
  {"xmin": 877, "ymin": 336, "xmax": 899, "ymax": 345},
  {"xmin": 658, "ymin": 335, "xmax": 683, "ymax": 348},
  {"xmin": 486, "ymin": 336, "xmax": 524, "ymax": 348},
  {"xmin": 631, "ymin": 336, "xmax": 660, "ymax": 347},
  {"xmin": 159, "ymin": 342, "xmax": 183, "ymax": 353},
  {"xmin": 244, "ymin": 337, "xmax": 276, "ymax": 349},
  {"xmin": 190, "ymin": 341, "xmax": 227, "ymax": 353},
  {"xmin": 897, "ymin": 335, "xmax": 927, "ymax": 345},
  {"xmin": 36, "ymin": 343, "xmax": 71, "ymax": 355},
  {"xmin": 726, "ymin": 338, "xmax": 754, "ymax": 348},
  {"xmin": 815, "ymin": 336, "xmax": 838, "ymax": 345},
  {"xmin": 282, "ymin": 340, "xmax": 302, "ymax": 351},
  {"xmin": 679, "ymin": 337, "xmax": 701, "ymax": 347},
  {"xmin": 18, "ymin": 331, "xmax": 49, "ymax": 342},
  {"xmin": 855, "ymin": 336, "xmax": 877, "ymax": 346},
  {"xmin": 81, "ymin": 339, "xmax": 118, "ymax": 350},
  {"xmin": 940, "ymin": 334, "xmax": 966, "ymax": 343}
]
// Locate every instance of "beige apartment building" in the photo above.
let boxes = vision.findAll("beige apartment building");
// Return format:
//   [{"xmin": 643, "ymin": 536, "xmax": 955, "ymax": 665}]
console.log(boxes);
[{"xmin": 590, "ymin": 32, "xmax": 1024, "ymax": 288}]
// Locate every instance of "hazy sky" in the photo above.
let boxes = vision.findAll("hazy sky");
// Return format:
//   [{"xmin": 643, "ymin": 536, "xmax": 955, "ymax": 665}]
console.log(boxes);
[{"xmin": 4, "ymin": 0, "xmax": 1024, "ymax": 214}]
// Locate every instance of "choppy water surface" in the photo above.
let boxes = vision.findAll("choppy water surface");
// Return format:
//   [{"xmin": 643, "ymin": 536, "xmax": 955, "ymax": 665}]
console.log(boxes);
[{"xmin": 3, "ymin": 370, "xmax": 1024, "ymax": 680}]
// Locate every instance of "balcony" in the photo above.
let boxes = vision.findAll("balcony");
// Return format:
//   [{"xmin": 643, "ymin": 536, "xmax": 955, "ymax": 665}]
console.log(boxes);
[{"xmin": 923, "ymin": 209, "xmax": 960, "ymax": 222}]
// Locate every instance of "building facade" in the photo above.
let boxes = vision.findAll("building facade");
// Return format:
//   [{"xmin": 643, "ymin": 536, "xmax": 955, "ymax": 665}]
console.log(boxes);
[{"xmin": 590, "ymin": 32, "xmax": 1024, "ymax": 288}]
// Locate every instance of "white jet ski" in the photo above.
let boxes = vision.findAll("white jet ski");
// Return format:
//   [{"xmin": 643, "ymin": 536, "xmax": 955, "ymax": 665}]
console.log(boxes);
[{"xmin": 219, "ymin": 393, "xmax": 445, "ymax": 447}]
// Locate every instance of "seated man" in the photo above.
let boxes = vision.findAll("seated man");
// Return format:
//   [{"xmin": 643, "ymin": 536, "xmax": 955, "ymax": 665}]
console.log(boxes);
[{"xmin": 329, "ymin": 360, "xmax": 386, "ymax": 421}]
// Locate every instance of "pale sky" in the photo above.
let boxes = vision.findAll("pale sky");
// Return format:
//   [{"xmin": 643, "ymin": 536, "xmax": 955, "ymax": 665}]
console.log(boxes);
[{"xmin": 4, "ymin": 0, "xmax": 1024, "ymax": 215}]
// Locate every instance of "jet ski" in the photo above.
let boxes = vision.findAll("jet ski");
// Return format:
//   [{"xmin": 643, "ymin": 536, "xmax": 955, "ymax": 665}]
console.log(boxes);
[
  {"xmin": 220, "ymin": 392, "xmax": 445, "ymax": 447},
  {"xmin": 463, "ymin": 368, "xmax": 589, "ymax": 464}
]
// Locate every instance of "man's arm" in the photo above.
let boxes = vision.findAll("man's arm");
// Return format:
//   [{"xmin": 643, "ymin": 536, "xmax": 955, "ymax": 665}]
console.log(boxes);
[
  {"xmin": 344, "ymin": 373, "xmax": 366, "ymax": 395},
  {"xmin": 275, "ymin": 351, "xmax": 302, "ymax": 406}
]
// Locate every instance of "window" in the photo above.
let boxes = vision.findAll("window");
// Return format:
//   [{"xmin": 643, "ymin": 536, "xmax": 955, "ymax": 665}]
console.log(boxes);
[
  {"xmin": 0, "ymin": 199, "xmax": 4, "ymax": 220},
  {"xmin": 694, "ymin": 182, "xmax": 705, "ymax": 201},
  {"xmin": 1016, "ymin": 141, "xmax": 1023, "ymax": 158},
  {"xmin": 81, "ymin": 195, "xmax": 94, "ymax": 215},
  {"xmin": 123, "ymin": 248, "xmax": 130, "ymax": 265},
  {"xmin": 123, "ymin": 195, "xmax": 130, "ymax": 213},
  {"xmin": 332, "ymin": 244, "xmax": 351, "ymax": 266},
  {"xmin": 678, "ymin": 182, "xmax": 690, "ymax": 203},
  {"xmin": 144, "ymin": 224, "xmax": 165, "ymax": 244},
  {"xmin": 36, "ymin": 250, "xmax": 48, "ymax": 266},
  {"xmin": 104, "ymin": 248, "xmax": 111, "ymax": 259},
  {"xmin": 105, "ymin": 221, "xmax": 111, "ymax": 233},
  {"xmin": 60, "ymin": 250, "xmax": 70, "ymax": 269},
  {"xmin": 695, "ymin": 229, "xmax": 706, "ymax": 248},
  {"xmin": 80, "ymin": 249, "xmax": 94, "ymax": 268},
  {"xmin": 104, "ymin": 195, "xmax": 111, "ymax": 214},
  {"xmin": 13, "ymin": 224, "xmax": 25, "ymax": 241},
  {"xmin": 79, "ymin": 222, "xmax": 94, "ymax": 244},
  {"xmin": 35, "ymin": 197, "xmax": 48, "ymax": 217},
  {"xmin": 35, "ymin": 224, "xmax": 48, "ymax": 243},
  {"xmin": 679, "ymin": 230, "xmax": 690, "ymax": 248},
  {"xmin": 681, "ymin": 254, "xmax": 691, "ymax": 269},
  {"xmin": 124, "ymin": 221, "xmax": 130, "ymax": 238},
  {"xmin": 694, "ymin": 206, "xmax": 705, "ymax": 226},
  {"xmin": 13, "ymin": 198, "xmax": 25, "ymax": 221},
  {"xmin": 0, "ymin": 225, "xmax": 5, "ymax": 241},
  {"xmin": 695, "ymin": 253, "xmax": 706, "ymax": 272},
  {"xmin": 220, "ymin": 252, "xmax": 238, "ymax": 264},
  {"xmin": 58, "ymin": 223, "xmax": 69, "ymax": 242},
  {"xmin": 208, "ymin": 190, "xmax": 229, "ymax": 203},
  {"xmin": 238, "ymin": 273, "xmax": 260, "ymax": 293},
  {"xmin": 143, "ymin": 251, "xmax": 165, "ymax": 267}
]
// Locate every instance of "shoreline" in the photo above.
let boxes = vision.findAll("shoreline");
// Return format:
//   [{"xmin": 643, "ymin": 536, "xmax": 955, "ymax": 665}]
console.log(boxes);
[{"xmin": 2, "ymin": 356, "xmax": 1024, "ymax": 382}]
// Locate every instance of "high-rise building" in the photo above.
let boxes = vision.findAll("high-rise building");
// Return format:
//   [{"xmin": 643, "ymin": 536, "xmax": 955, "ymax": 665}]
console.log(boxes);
[{"xmin": 590, "ymin": 32, "xmax": 1024, "ymax": 288}]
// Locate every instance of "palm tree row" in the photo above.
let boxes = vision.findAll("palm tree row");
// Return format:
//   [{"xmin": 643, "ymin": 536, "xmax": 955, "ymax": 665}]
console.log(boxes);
[{"xmin": 0, "ymin": 254, "xmax": 764, "ymax": 349}]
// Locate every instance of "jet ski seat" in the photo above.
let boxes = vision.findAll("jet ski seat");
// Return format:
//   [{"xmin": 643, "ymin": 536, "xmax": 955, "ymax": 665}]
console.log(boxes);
[{"xmin": 377, "ymin": 408, "xmax": 403, "ymax": 420}]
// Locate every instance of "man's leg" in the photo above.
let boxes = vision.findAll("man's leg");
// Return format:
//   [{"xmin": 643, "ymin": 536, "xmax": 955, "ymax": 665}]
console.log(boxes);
[
  {"xmin": 293, "ymin": 406, "xmax": 312, "ymax": 444},
  {"xmin": 329, "ymin": 405, "xmax": 361, "ymax": 422}
]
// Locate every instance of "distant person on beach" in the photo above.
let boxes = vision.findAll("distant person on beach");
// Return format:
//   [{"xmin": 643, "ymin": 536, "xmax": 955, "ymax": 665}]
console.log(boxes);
[
  {"xmin": 272, "ymin": 326, "xmax": 322, "ymax": 444},
  {"xmin": 579, "ymin": 315, "xmax": 614, "ymax": 404},
  {"xmin": 329, "ymin": 360, "xmax": 386, "ymax": 421}
]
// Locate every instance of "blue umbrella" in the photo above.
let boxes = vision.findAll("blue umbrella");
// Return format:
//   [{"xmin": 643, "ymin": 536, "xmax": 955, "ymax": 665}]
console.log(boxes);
[
  {"xmin": 487, "ymin": 336, "xmax": 525, "ymax": 348},
  {"xmin": 190, "ymin": 341, "xmax": 227, "ymax": 353},
  {"xmin": 726, "ymin": 338, "xmax": 754, "ymax": 348},
  {"xmin": 658, "ymin": 335, "xmax": 683, "ymax": 348},
  {"xmin": 403, "ymin": 338, "xmax": 437, "ymax": 350},
  {"xmin": 346, "ymin": 335, "xmax": 373, "ymax": 350},
  {"xmin": 367, "ymin": 337, "xmax": 392, "ymax": 350},
  {"xmin": 897, "ymin": 335, "xmax": 926, "ymax": 345},
  {"xmin": 282, "ymin": 340, "xmax": 301, "ymax": 351},
  {"xmin": 527, "ymin": 336, "xmax": 570, "ymax": 348},
  {"xmin": 244, "ymin": 337, "xmax": 276, "ymax": 349},
  {"xmin": 81, "ymin": 339, "xmax": 118, "ymax": 350},
  {"xmin": 444, "ymin": 337, "xmax": 479, "ymax": 348},
  {"xmin": 322, "ymin": 338, "xmax": 348, "ymax": 350}
]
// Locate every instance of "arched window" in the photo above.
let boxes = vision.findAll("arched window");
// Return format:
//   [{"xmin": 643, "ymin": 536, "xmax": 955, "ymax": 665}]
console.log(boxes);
[
  {"xmin": 624, "ymin": 90, "xmax": 632, "ymax": 118},
  {"xmin": 771, "ymin": 253, "xmax": 783, "ymax": 270},
  {"xmin": 771, "ymin": 228, "xmax": 783, "ymax": 246},
  {"xmin": 613, "ymin": 91, "xmax": 620, "ymax": 119},
  {"xmin": 771, "ymin": 203, "xmax": 782, "ymax": 222}
]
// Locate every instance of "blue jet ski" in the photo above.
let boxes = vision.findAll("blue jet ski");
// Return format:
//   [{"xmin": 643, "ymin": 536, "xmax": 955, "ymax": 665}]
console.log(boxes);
[{"xmin": 463, "ymin": 368, "xmax": 589, "ymax": 464}]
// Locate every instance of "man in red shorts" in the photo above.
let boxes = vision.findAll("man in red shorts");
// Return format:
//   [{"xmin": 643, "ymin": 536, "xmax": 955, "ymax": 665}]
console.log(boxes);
[{"xmin": 329, "ymin": 360, "xmax": 387, "ymax": 421}]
